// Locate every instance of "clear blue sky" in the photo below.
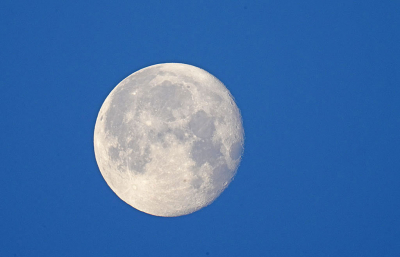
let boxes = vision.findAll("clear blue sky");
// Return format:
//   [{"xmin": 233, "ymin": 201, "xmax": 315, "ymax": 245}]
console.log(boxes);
[{"xmin": 1, "ymin": 1, "xmax": 400, "ymax": 256}]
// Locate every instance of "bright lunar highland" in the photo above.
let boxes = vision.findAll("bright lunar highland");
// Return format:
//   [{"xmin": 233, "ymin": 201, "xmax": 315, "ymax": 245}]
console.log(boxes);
[{"xmin": 94, "ymin": 63, "xmax": 244, "ymax": 217}]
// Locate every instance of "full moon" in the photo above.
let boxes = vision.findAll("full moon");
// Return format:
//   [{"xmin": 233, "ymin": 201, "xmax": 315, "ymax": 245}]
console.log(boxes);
[{"xmin": 94, "ymin": 63, "xmax": 244, "ymax": 217}]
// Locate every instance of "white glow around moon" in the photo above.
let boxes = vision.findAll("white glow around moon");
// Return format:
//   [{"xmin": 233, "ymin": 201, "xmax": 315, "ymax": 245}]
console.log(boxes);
[{"xmin": 94, "ymin": 63, "xmax": 244, "ymax": 217}]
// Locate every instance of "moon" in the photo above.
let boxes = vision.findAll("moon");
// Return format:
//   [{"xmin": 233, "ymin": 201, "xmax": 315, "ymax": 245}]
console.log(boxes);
[{"xmin": 94, "ymin": 63, "xmax": 244, "ymax": 217}]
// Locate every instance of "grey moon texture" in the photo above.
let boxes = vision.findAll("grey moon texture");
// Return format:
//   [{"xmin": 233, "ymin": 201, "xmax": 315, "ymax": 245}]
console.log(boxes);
[{"xmin": 94, "ymin": 63, "xmax": 244, "ymax": 217}]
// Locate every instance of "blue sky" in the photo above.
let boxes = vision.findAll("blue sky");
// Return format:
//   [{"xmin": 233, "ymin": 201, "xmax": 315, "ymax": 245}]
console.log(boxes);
[{"xmin": 1, "ymin": 1, "xmax": 400, "ymax": 256}]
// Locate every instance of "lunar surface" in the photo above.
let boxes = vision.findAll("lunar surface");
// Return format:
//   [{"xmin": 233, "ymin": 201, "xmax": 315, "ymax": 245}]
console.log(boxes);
[{"xmin": 94, "ymin": 63, "xmax": 244, "ymax": 217}]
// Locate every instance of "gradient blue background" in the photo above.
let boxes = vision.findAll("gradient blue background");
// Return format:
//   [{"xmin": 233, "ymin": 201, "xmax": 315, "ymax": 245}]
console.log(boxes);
[{"xmin": 1, "ymin": 1, "xmax": 400, "ymax": 256}]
